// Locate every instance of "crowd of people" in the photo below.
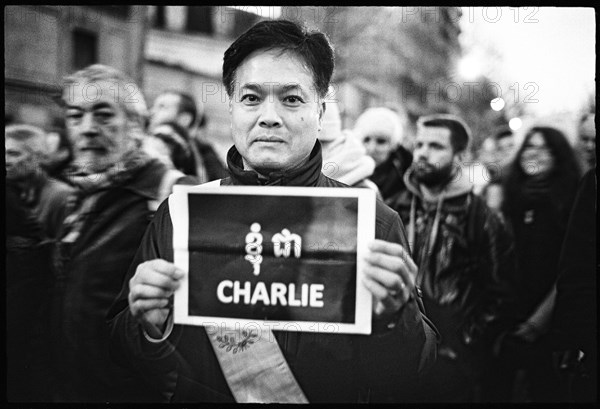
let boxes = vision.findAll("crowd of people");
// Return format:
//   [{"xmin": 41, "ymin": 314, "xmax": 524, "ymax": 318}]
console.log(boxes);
[{"xmin": 5, "ymin": 18, "xmax": 596, "ymax": 403}]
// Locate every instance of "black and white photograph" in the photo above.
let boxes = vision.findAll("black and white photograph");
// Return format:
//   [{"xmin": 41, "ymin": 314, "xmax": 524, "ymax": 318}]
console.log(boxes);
[{"xmin": 5, "ymin": 5, "xmax": 596, "ymax": 404}]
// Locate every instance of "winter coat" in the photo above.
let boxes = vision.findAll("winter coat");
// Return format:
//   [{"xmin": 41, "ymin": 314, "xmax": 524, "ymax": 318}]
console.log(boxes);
[
  {"xmin": 51, "ymin": 158, "xmax": 171, "ymax": 402},
  {"xmin": 371, "ymin": 145, "xmax": 413, "ymax": 202},
  {"xmin": 387, "ymin": 167, "xmax": 518, "ymax": 369},
  {"xmin": 107, "ymin": 141, "xmax": 438, "ymax": 403}
]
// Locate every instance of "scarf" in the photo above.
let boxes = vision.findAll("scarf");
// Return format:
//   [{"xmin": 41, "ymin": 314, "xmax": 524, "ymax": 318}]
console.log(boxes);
[{"xmin": 226, "ymin": 141, "xmax": 323, "ymax": 187}]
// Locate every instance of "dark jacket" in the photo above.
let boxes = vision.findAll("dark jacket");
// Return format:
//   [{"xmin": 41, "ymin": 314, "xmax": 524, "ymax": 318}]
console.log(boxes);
[
  {"xmin": 194, "ymin": 139, "xmax": 229, "ymax": 182},
  {"xmin": 552, "ymin": 169, "xmax": 597, "ymax": 354},
  {"xmin": 6, "ymin": 183, "xmax": 54, "ymax": 401},
  {"xmin": 370, "ymin": 145, "xmax": 413, "ymax": 202},
  {"xmin": 107, "ymin": 142, "xmax": 437, "ymax": 403},
  {"xmin": 388, "ymin": 168, "xmax": 517, "ymax": 368},
  {"xmin": 503, "ymin": 175, "xmax": 579, "ymax": 320},
  {"xmin": 51, "ymin": 159, "xmax": 170, "ymax": 402}
]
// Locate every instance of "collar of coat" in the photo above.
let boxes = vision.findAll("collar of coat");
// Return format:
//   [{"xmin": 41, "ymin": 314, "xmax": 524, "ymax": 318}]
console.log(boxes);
[
  {"xmin": 403, "ymin": 165, "xmax": 473, "ymax": 203},
  {"xmin": 225, "ymin": 140, "xmax": 323, "ymax": 187}
]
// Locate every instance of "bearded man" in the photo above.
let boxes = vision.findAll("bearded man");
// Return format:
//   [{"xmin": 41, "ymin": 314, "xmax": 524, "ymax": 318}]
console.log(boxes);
[{"xmin": 387, "ymin": 114, "xmax": 518, "ymax": 402}]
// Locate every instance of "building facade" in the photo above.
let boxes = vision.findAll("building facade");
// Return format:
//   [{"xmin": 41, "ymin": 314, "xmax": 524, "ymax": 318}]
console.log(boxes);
[{"xmin": 5, "ymin": 6, "xmax": 147, "ymax": 129}]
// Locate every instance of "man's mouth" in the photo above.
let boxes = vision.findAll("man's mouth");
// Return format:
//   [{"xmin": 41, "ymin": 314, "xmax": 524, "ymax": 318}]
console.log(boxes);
[
  {"xmin": 254, "ymin": 136, "xmax": 284, "ymax": 143},
  {"xmin": 415, "ymin": 161, "xmax": 434, "ymax": 170}
]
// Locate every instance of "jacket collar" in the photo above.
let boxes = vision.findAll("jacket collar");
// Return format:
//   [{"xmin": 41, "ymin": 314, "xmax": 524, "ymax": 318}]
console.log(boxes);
[
  {"xmin": 404, "ymin": 165, "xmax": 473, "ymax": 203},
  {"xmin": 226, "ymin": 141, "xmax": 323, "ymax": 187}
]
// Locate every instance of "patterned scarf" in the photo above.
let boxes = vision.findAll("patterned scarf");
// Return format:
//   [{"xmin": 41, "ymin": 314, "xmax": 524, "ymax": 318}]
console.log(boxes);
[{"xmin": 54, "ymin": 151, "xmax": 153, "ymax": 275}]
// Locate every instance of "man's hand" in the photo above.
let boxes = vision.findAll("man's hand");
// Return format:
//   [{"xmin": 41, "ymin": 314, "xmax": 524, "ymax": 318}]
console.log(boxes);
[
  {"xmin": 362, "ymin": 239, "xmax": 418, "ymax": 317},
  {"xmin": 128, "ymin": 259, "xmax": 185, "ymax": 336}
]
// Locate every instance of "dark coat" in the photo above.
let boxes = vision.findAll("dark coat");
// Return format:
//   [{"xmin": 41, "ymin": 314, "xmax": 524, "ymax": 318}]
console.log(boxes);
[
  {"xmin": 107, "ymin": 142, "xmax": 437, "ymax": 403},
  {"xmin": 388, "ymin": 168, "xmax": 518, "ymax": 368},
  {"xmin": 370, "ymin": 145, "xmax": 413, "ymax": 202},
  {"xmin": 553, "ymin": 169, "xmax": 597, "ymax": 355},
  {"xmin": 51, "ymin": 159, "xmax": 170, "ymax": 402},
  {"xmin": 194, "ymin": 139, "xmax": 229, "ymax": 181}
]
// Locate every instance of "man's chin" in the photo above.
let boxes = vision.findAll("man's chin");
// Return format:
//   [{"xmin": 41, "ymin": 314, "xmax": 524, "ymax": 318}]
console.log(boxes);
[{"xmin": 414, "ymin": 169, "xmax": 449, "ymax": 187}]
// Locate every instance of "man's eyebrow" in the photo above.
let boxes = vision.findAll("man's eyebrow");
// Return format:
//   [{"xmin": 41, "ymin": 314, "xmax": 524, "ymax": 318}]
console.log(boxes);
[
  {"xmin": 239, "ymin": 83, "xmax": 262, "ymax": 93},
  {"xmin": 65, "ymin": 102, "xmax": 114, "ymax": 110},
  {"xmin": 280, "ymin": 83, "xmax": 303, "ymax": 93}
]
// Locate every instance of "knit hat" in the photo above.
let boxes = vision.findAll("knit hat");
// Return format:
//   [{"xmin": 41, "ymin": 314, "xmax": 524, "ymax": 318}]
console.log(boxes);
[{"xmin": 352, "ymin": 107, "xmax": 405, "ymax": 147}]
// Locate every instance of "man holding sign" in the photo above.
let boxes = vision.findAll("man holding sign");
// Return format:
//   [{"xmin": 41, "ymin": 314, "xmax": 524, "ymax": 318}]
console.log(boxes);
[{"xmin": 108, "ymin": 19, "xmax": 437, "ymax": 403}]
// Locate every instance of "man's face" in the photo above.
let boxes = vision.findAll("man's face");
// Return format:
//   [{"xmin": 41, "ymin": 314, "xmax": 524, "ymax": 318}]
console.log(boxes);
[
  {"xmin": 362, "ymin": 133, "xmax": 393, "ymax": 167},
  {"xmin": 229, "ymin": 48, "xmax": 323, "ymax": 174},
  {"xmin": 63, "ymin": 80, "xmax": 135, "ymax": 174},
  {"xmin": 5, "ymin": 138, "xmax": 36, "ymax": 181},
  {"xmin": 578, "ymin": 130, "xmax": 596, "ymax": 168},
  {"xmin": 412, "ymin": 126, "xmax": 456, "ymax": 187},
  {"xmin": 149, "ymin": 92, "xmax": 180, "ymax": 131}
]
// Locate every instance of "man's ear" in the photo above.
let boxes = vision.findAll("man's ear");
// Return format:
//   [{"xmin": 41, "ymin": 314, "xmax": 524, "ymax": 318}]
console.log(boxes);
[
  {"xmin": 454, "ymin": 150, "xmax": 465, "ymax": 164},
  {"xmin": 318, "ymin": 101, "xmax": 326, "ymax": 131},
  {"xmin": 177, "ymin": 112, "xmax": 194, "ymax": 129}
]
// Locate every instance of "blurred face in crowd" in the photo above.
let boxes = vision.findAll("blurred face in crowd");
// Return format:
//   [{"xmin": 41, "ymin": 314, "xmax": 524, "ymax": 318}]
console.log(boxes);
[
  {"xmin": 63, "ymin": 80, "xmax": 137, "ymax": 174},
  {"xmin": 362, "ymin": 133, "xmax": 393, "ymax": 167},
  {"xmin": 479, "ymin": 137, "xmax": 498, "ymax": 167},
  {"xmin": 578, "ymin": 116, "xmax": 596, "ymax": 167},
  {"xmin": 5, "ymin": 138, "xmax": 37, "ymax": 181},
  {"xmin": 496, "ymin": 135, "xmax": 515, "ymax": 159},
  {"xmin": 149, "ymin": 92, "xmax": 181, "ymax": 131},
  {"xmin": 412, "ymin": 125, "xmax": 456, "ymax": 186},
  {"xmin": 519, "ymin": 132, "xmax": 555, "ymax": 177},
  {"xmin": 229, "ymin": 48, "xmax": 324, "ymax": 174}
]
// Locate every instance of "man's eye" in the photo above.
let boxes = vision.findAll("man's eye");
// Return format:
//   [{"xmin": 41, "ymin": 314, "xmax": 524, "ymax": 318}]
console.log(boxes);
[
  {"xmin": 66, "ymin": 111, "xmax": 83, "ymax": 120},
  {"xmin": 95, "ymin": 111, "xmax": 114, "ymax": 120},
  {"xmin": 284, "ymin": 95, "xmax": 303, "ymax": 104},
  {"xmin": 241, "ymin": 94, "xmax": 259, "ymax": 103}
]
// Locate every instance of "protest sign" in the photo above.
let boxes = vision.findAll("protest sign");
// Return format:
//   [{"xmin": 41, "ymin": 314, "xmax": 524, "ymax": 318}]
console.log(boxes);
[{"xmin": 171, "ymin": 185, "xmax": 375, "ymax": 334}]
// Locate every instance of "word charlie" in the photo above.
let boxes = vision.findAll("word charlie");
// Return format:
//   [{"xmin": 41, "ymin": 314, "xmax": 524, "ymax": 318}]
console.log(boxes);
[{"xmin": 216, "ymin": 281, "xmax": 325, "ymax": 308}]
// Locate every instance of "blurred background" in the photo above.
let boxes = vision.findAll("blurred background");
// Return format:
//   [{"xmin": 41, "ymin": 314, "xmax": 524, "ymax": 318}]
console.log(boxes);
[{"xmin": 4, "ymin": 6, "xmax": 596, "ymax": 162}]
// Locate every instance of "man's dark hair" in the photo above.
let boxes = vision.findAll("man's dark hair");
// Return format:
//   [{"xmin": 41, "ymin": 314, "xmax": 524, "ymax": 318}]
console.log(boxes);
[
  {"xmin": 222, "ymin": 19, "xmax": 334, "ymax": 99},
  {"xmin": 162, "ymin": 90, "xmax": 198, "ymax": 128},
  {"xmin": 417, "ymin": 113, "xmax": 471, "ymax": 153}
]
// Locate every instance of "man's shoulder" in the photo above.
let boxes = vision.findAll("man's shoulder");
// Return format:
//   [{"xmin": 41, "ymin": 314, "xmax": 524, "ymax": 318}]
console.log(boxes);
[
  {"xmin": 43, "ymin": 176, "xmax": 76, "ymax": 197},
  {"xmin": 125, "ymin": 159, "xmax": 171, "ymax": 199},
  {"xmin": 317, "ymin": 174, "xmax": 400, "ymax": 223}
]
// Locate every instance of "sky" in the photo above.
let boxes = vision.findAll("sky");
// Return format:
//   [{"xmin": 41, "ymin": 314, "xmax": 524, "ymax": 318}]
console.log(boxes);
[
  {"xmin": 230, "ymin": 7, "xmax": 595, "ymax": 117},
  {"xmin": 458, "ymin": 7, "xmax": 596, "ymax": 117}
]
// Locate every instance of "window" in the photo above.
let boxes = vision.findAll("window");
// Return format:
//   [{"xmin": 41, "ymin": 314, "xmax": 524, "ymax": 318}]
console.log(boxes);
[
  {"xmin": 186, "ymin": 6, "xmax": 213, "ymax": 34},
  {"xmin": 153, "ymin": 6, "xmax": 166, "ymax": 29},
  {"xmin": 72, "ymin": 29, "xmax": 98, "ymax": 71},
  {"xmin": 88, "ymin": 6, "xmax": 130, "ymax": 20}
]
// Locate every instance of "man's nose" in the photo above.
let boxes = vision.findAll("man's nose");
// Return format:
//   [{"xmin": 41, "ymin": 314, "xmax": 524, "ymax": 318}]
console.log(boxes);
[
  {"xmin": 414, "ymin": 146, "xmax": 427, "ymax": 161},
  {"xmin": 258, "ymin": 101, "xmax": 282, "ymax": 128},
  {"xmin": 80, "ymin": 112, "xmax": 99, "ymax": 136}
]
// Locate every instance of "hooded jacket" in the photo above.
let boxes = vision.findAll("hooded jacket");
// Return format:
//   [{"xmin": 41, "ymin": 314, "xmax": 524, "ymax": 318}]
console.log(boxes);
[
  {"xmin": 107, "ymin": 141, "xmax": 437, "ymax": 403},
  {"xmin": 388, "ymin": 167, "xmax": 517, "ymax": 366}
]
